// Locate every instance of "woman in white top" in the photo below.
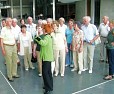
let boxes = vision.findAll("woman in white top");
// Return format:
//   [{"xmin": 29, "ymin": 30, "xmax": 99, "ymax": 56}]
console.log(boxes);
[
  {"xmin": 18, "ymin": 25, "xmax": 35, "ymax": 71},
  {"xmin": 51, "ymin": 20, "xmax": 67, "ymax": 77}
]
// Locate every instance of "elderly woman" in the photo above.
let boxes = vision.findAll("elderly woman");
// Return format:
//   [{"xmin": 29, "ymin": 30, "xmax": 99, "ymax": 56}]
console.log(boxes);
[
  {"xmin": 65, "ymin": 19, "xmax": 74, "ymax": 67},
  {"xmin": 104, "ymin": 20, "xmax": 114, "ymax": 80},
  {"xmin": 71, "ymin": 21, "xmax": 83, "ymax": 74},
  {"xmin": 51, "ymin": 20, "xmax": 67, "ymax": 77},
  {"xmin": 18, "ymin": 25, "xmax": 35, "ymax": 71},
  {"xmin": 58, "ymin": 17, "xmax": 67, "ymax": 36}
]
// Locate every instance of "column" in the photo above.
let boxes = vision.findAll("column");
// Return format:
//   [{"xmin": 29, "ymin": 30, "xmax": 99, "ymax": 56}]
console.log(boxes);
[
  {"xmin": 11, "ymin": 0, "xmax": 13, "ymax": 18},
  {"xmin": 91, "ymin": 0, "xmax": 95, "ymax": 24},
  {"xmin": 53, "ymin": 0, "xmax": 55, "ymax": 20},
  {"xmin": 33, "ymin": 0, "xmax": 35, "ymax": 20},
  {"xmin": 20, "ymin": 0, "xmax": 22, "ymax": 19}
]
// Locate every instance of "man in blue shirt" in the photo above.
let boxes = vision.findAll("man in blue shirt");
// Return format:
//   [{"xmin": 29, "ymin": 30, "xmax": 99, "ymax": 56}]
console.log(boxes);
[{"xmin": 81, "ymin": 16, "xmax": 99, "ymax": 73}]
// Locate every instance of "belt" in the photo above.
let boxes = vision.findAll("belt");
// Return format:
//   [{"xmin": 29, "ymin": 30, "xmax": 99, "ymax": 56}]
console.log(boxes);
[
  {"xmin": 4, "ymin": 44, "xmax": 15, "ymax": 46},
  {"xmin": 101, "ymin": 36, "xmax": 107, "ymax": 38}
]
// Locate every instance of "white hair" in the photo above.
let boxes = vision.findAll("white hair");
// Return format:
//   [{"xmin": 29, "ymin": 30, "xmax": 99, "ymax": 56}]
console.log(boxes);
[
  {"xmin": 27, "ymin": 16, "xmax": 33, "ymax": 20},
  {"xmin": 12, "ymin": 18, "xmax": 18, "ymax": 23},
  {"xmin": 47, "ymin": 18, "xmax": 53, "ymax": 23},
  {"xmin": 59, "ymin": 17, "xmax": 65, "ymax": 23},
  {"xmin": 83, "ymin": 16, "xmax": 91, "ymax": 22},
  {"xmin": 38, "ymin": 19, "xmax": 43, "ymax": 25},
  {"xmin": 42, "ymin": 20, "xmax": 47, "ymax": 24}
]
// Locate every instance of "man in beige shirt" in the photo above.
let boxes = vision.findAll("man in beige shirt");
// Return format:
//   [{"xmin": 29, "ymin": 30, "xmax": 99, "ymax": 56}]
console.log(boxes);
[{"xmin": 0, "ymin": 17, "xmax": 19, "ymax": 82}]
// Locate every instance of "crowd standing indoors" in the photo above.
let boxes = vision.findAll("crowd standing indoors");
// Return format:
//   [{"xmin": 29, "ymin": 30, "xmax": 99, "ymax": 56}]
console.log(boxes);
[{"xmin": 0, "ymin": 15, "xmax": 113, "ymax": 94}]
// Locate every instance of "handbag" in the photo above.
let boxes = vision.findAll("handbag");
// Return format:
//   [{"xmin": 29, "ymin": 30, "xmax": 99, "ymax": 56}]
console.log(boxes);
[{"xmin": 94, "ymin": 36, "xmax": 101, "ymax": 45}]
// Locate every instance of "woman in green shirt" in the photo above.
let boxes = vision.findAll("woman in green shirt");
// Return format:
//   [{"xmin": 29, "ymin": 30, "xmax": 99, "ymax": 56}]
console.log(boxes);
[
  {"xmin": 104, "ymin": 20, "xmax": 114, "ymax": 80},
  {"xmin": 34, "ymin": 24, "xmax": 54, "ymax": 94}
]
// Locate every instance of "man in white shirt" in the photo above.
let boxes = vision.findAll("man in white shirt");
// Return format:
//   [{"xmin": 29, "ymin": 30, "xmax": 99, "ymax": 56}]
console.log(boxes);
[
  {"xmin": 26, "ymin": 16, "xmax": 36, "ymax": 39},
  {"xmin": 98, "ymin": 16, "xmax": 110, "ymax": 62},
  {"xmin": 1, "ymin": 17, "xmax": 19, "ymax": 81},
  {"xmin": 12, "ymin": 18, "xmax": 21, "ymax": 65}
]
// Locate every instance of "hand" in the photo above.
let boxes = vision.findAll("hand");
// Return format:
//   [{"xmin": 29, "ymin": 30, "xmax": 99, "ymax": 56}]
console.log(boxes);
[
  {"xmin": 65, "ymin": 48, "xmax": 68, "ymax": 52},
  {"xmin": 2, "ymin": 49, "xmax": 6, "ymax": 56},
  {"xmin": 89, "ymin": 39, "xmax": 94, "ymax": 45},
  {"xmin": 111, "ymin": 42, "xmax": 114, "ymax": 46},
  {"xmin": 33, "ymin": 51, "xmax": 36, "ymax": 58},
  {"xmin": 35, "ymin": 36, "xmax": 41, "ymax": 41},
  {"xmin": 78, "ymin": 48, "xmax": 83, "ymax": 53}
]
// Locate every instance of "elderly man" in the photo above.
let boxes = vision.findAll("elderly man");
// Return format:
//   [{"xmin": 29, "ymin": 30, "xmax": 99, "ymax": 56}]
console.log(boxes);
[
  {"xmin": 0, "ymin": 17, "xmax": 19, "ymax": 81},
  {"xmin": 81, "ymin": 16, "xmax": 99, "ymax": 73},
  {"xmin": 12, "ymin": 18, "xmax": 21, "ymax": 65},
  {"xmin": 98, "ymin": 16, "xmax": 110, "ymax": 62},
  {"xmin": 26, "ymin": 16, "xmax": 36, "ymax": 39}
]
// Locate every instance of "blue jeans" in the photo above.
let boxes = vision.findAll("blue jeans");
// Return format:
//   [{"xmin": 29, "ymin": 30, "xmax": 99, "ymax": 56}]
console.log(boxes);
[
  {"xmin": 108, "ymin": 49, "xmax": 114, "ymax": 75},
  {"xmin": 65, "ymin": 43, "xmax": 73, "ymax": 65}
]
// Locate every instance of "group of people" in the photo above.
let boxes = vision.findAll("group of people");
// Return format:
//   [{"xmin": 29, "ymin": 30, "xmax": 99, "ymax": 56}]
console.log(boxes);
[{"xmin": 0, "ymin": 15, "xmax": 114, "ymax": 94}]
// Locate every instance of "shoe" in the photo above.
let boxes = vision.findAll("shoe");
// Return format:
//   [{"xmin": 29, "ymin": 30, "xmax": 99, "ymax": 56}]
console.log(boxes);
[
  {"xmin": 78, "ymin": 71, "xmax": 82, "ymax": 74},
  {"xmin": 17, "ymin": 62, "xmax": 21, "ymax": 66},
  {"xmin": 31, "ymin": 67, "xmax": 35, "ymax": 70},
  {"xmin": 25, "ymin": 68, "xmax": 29, "ymax": 71},
  {"xmin": 54, "ymin": 73, "xmax": 58, "ymax": 77},
  {"xmin": 61, "ymin": 74, "xmax": 64, "ymax": 77},
  {"xmin": 70, "ymin": 64, "xmax": 74, "ymax": 68},
  {"xmin": 71, "ymin": 68, "xmax": 77, "ymax": 72},
  {"xmin": 82, "ymin": 68, "xmax": 88, "ymax": 71},
  {"xmin": 104, "ymin": 75, "xmax": 112, "ymax": 80},
  {"xmin": 38, "ymin": 74, "xmax": 42, "ymax": 77},
  {"xmin": 89, "ymin": 70, "xmax": 92, "ymax": 73},
  {"xmin": 100, "ymin": 59, "xmax": 104, "ymax": 62},
  {"xmin": 106, "ymin": 60, "xmax": 108, "ymax": 63},
  {"xmin": 13, "ymin": 75, "xmax": 20, "ymax": 78},
  {"xmin": 7, "ymin": 78, "xmax": 14, "ymax": 82},
  {"xmin": 43, "ymin": 86, "xmax": 45, "ymax": 89},
  {"xmin": 44, "ymin": 90, "xmax": 51, "ymax": 94},
  {"xmin": 65, "ymin": 64, "xmax": 69, "ymax": 67}
]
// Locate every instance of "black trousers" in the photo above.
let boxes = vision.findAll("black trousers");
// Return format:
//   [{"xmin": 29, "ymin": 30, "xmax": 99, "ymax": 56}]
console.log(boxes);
[{"xmin": 42, "ymin": 61, "xmax": 53, "ymax": 91}]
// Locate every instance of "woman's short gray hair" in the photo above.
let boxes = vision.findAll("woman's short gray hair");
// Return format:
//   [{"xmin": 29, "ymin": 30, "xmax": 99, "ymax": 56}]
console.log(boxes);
[{"xmin": 59, "ymin": 17, "xmax": 65, "ymax": 23}]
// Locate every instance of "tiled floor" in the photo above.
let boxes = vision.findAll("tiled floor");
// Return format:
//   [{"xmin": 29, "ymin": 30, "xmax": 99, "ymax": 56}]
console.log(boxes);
[{"xmin": 0, "ymin": 45, "xmax": 114, "ymax": 94}]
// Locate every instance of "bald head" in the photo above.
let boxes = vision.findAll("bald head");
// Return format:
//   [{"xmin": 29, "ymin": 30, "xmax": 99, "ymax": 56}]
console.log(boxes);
[
  {"xmin": 27, "ymin": 16, "xmax": 33, "ymax": 25},
  {"xmin": 6, "ymin": 17, "xmax": 12, "ymax": 27},
  {"xmin": 12, "ymin": 18, "xmax": 18, "ymax": 27},
  {"xmin": 102, "ymin": 16, "xmax": 109, "ymax": 25},
  {"xmin": 82, "ymin": 16, "xmax": 91, "ymax": 25}
]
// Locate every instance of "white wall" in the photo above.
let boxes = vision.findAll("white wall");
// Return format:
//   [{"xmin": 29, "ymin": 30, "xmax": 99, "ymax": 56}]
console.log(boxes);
[
  {"xmin": 75, "ymin": 0, "xmax": 87, "ymax": 22},
  {"xmin": 13, "ymin": 6, "xmax": 30, "ymax": 18},
  {"xmin": 100, "ymin": 0, "xmax": 114, "ymax": 22}
]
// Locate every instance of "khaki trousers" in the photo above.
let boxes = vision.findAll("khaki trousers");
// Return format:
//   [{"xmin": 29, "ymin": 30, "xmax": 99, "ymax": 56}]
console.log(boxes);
[
  {"xmin": 100, "ymin": 37, "xmax": 107, "ymax": 60},
  {"xmin": 4, "ymin": 44, "xmax": 18, "ymax": 79},
  {"xmin": 24, "ymin": 47, "xmax": 33, "ymax": 69},
  {"xmin": 36, "ymin": 51, "xmax": 42, "ymax": 74},
  {"xmin": 73, "ymin": 51, "xmax": 83, "ymax": 71},
  {"xmin": 54, "ymin": 49, "xmax": 65, "ymax": 75},
  {"xmin": 83, "ymin": 42, "xmax": 95, "ymax": 70}
]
